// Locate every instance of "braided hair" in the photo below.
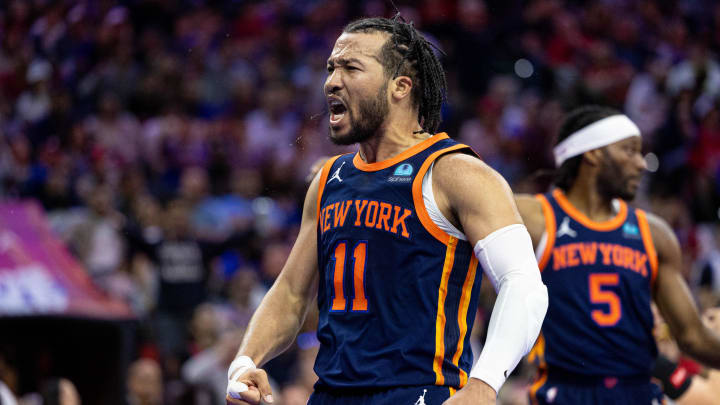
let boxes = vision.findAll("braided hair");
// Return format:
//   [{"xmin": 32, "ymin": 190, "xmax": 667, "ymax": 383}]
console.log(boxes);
[
  {"xmin": 343, "ymin": 17, "xmax": 447, "ymax": 134},
  {"xmin": 553, "ymin": 105, "xmax": 622, "ymax": 191}
]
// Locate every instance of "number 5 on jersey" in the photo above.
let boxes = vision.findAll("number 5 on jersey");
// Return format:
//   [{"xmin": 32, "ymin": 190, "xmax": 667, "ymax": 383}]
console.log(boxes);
[
  {"xmin": 589, "ymin": 273, "xmax": 621, "ymax": 326},
  {"xmin": 330, "ymin": 241, "xmax": 368, "ymax": 312}
]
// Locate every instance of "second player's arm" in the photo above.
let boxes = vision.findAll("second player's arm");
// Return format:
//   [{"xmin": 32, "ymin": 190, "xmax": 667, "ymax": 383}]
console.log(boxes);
[
  {"xmin": 651, "ymin": 213, "xmax": 720, "ymax": 368},
  {"xmin": 514, "ymin": 194, "xmax": 548, "ymax": 248},
  {"xmin": 434, "ymin": 154, "xmax": 548, "ymax": 404}
]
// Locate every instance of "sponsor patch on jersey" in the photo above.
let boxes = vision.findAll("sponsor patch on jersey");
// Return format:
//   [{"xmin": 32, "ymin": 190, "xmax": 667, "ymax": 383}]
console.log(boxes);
[
  {"xmin": 622, "ymin": 222, "xmax": 640, "ymax": 239},
  {"xmin": 394, "ymin": 163, "xmax": 413, "ymax": 176},
  {"xmin": 388, "ymin": 163, "xmax": 414, "ymax": 183}
]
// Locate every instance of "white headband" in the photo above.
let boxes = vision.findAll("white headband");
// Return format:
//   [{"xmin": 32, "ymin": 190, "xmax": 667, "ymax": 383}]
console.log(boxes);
[{"xmin": 553, "ymin": 114, "xmax": 641, "ymax": 167}]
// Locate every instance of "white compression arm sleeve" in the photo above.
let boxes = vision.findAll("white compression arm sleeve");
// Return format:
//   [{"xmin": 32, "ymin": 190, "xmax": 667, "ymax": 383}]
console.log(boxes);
[{"xmin": 470, "ymin": 224, "xmax": 548, "ymax": 394}]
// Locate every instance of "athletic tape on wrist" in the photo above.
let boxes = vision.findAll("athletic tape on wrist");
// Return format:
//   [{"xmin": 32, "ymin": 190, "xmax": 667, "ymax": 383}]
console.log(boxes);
[{"xmin": 228, "ymin": 355, "xmax": 256, "ymax": 381}]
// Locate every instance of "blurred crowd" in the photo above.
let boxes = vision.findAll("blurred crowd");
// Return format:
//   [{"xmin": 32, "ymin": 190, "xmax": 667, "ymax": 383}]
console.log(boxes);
[{"xmin": 2, "ymin": 0, "xmax": 720, "ymax": 404}]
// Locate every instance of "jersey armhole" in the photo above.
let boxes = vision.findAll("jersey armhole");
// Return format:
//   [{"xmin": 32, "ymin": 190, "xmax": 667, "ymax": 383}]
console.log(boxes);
[
  {"xmin": 636, "ymin": 209, "xmax": 659, "ymax": 287},
  {"xmin": 422, "ymin": 162, "xmax": 467, "ymax": 240},
  {"xmin": 411, "ymin": 144, "xmax": 472, "ymax": 245},
  {"xmin": 535, "ymin": 194, "xmax": 556, "ymax": 271},
  {"xmin": 316, "ymin": 155, "xmax": 343, "ymax": 227}
]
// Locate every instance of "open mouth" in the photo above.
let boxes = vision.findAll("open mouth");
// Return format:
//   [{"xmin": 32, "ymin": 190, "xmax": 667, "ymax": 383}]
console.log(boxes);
[{"xmin": 328, "ymin": 98, "xmax": 347, "ymax": 125}]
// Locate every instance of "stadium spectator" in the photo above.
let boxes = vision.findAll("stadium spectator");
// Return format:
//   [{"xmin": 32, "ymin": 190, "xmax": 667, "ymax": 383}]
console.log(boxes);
[
  {"xmin": 181, "ymin": 304, "xmax": 244, "ymax": 405},
  {"xmin": 126, "ymin": 358, "xmax": 163, "ymax": 405},
  {"xmin": 39, "ymin": 377, "xmax": 82, "ymax": 405},
  {"xmin": 67, "ymin": 183, "xmax": 125, "ymax": 283}
]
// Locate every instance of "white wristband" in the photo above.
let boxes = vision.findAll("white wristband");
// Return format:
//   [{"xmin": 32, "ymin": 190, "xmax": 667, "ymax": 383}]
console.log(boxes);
[{"xmin": 227, "ymin": 356, "xmax": 256, "ymax": 399}]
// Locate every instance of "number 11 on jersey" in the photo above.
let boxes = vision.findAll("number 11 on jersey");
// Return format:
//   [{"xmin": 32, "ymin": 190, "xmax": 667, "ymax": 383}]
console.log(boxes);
[{"xmin": 330, "ymin": 241, "xmax": 368, "ymax": 312}]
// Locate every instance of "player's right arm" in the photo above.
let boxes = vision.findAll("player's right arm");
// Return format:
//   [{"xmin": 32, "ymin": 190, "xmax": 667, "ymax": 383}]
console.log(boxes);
[
  {"xmin": 226, "ymin": 172, "xmax": 322, "ymax": 405},
  {"xmin": 433, "ymin": 155, "xmax": 547, "ymax": 404},
  {"xmin": 651, "ymin": 212, "xmax": 720, "ymax": 369}
]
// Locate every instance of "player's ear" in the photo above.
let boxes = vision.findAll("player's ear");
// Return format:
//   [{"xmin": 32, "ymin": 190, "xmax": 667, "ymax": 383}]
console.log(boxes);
[
  {"xmin": 390, "ymin": 76, "xmax": 413, "ymax": 102},
  {"xmin": 583, "ymin": 149, "xmax": 603, "ymax": 166}
]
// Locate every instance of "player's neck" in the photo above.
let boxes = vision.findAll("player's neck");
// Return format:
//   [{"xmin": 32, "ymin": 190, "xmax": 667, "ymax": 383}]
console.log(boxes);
[
  {"xmin": 356, "ymin": 119, "xmax": 429, "ymax": 164},
  {"xmin": 564, "ymin": 179, "xmax": 617, "ymax": 222}
]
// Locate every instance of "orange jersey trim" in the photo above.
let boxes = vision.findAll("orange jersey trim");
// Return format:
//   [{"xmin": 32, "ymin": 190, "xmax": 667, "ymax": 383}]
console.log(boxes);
[
  {"xmin": 527, "ymin": 333, "xmax": 546, "ymax": 368},
  {"xmin": 451, "ymin": 255, "xmax": 478, "ymax": 388},
  {"xmin": 433, "ymin": 236, "xmax": 458, "ymax": 385},
  {"xmin": 352, "ymin": 133, "xmax": 449, "ymax": 172},
  {"xmin": 535, "ymin": 194, "xmax": 556, "ymax": 271},
  {"xmin": 636, "ymin": 209, "xmax": 659, "ymax": 286},
  {"xmin": 552, "ymin": 189, "xmax": 628, "ymax": 231},
  {"xmin": 316, "ymin": 155, "xmax": 343, "ymax": 227},
  {"xmin": 412, "ymin": 144, "xmax": 469, "ymax": 245},
  {"xmin": 529, "ymin": 367, "xmax": 548, "ymax": 405},
  {"xmin": 529, "ymin": 333, "xmax": 548, "ymax": 405}
]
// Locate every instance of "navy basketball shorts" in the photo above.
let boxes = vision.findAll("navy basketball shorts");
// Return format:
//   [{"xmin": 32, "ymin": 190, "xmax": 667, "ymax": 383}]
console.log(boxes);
[
  {"xmin": 530, "ymin": 370, "xmax": 665, "ymax": 405},
  {"xmin": 308, "ymin": 385, "xmax": 452, "ymax": 405}
]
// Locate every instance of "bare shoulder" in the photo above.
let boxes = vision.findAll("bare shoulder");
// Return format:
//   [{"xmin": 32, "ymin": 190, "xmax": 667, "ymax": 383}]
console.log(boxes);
[
  {"xmin": 515, "ymin": 194, "xmax": 543, "ymax": 216},
  {"xmin": 302, "ymin": 168, "xmax": 323, "ymax": 222},
  {"xmin": 514, "ymin": 193, "xmax": 546, "ymax": 243},
  {"xmin": 432, "ymin": 152, "xmax": 510, "ymax": 193},
  {"xmin": 432, "ymin": 152, "xmax": 522, "ymax": 240},
  {"xmin": 643, "ymin": 211, "xmax": 681, "ymax": 257}
]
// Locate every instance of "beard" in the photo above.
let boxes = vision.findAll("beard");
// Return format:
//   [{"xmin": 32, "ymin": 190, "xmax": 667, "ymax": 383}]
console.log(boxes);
[
  {"xmin": 597, "ymin": 151, "xmax": 638, "ymax": 201},
  {"xmin": 329, "ymin": 82, "xmax": 389, "ymax": 146}
]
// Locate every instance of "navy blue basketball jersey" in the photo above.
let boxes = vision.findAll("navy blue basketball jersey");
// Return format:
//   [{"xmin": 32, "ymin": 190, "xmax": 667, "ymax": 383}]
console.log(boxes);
[
  {"xmin": 313, "ymin": 133, "xmax": 483, "ymax": 391},
  {"xmin": 529, "ymin": 189, "xmax": 658, "ymax": 378}
]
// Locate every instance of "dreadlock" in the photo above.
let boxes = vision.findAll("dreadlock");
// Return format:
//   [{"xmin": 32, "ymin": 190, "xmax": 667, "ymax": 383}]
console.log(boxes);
[
  {"xmin": 553, "ymin": 105, "xmax": 622, "ymax": 191},
  {"xmin": 343, "ymin": 16, "xmax": 447, "ymax": 134}
]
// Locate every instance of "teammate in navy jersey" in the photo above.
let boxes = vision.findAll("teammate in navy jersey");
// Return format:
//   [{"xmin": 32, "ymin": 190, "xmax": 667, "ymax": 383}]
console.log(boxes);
[
  {"xmin": 515, "ymin": 106, "xmax": 720, "ymax": 404},
  {"xmin": 226, "ymin": 17, "xmax": 548, "ymax": 405}
]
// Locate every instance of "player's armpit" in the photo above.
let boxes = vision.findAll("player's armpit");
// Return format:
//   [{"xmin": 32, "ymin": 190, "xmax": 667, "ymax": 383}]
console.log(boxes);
[
  {"xmin": 432, "ymin": 153, "xmax": 523, "ymax": 243},
  {"xmin": 650, "ymin": 213, "xmax": 720, "ymax": 369}
]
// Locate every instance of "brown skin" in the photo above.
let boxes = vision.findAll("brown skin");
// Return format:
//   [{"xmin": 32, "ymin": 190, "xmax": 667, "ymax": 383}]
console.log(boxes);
[
  {"xmin": 704, "ymin": 307, "xmax": 720, "ymax": 335},
  {"xmin": 58, "ymin": 379, "xmax": 81, "ymax": 405},
  {"xmin": 128, "ymin": 359, "xmax": 163, "ymax": 405},
  {"xmin": 434, "ymin": 154, "xmax": 524, "ymax": 405},
  {"xmin": 228, "ymin": 31, "xmax": 522, "ymax": 405},
  {"xmin": 675, "ymin": 376, "xmax": 720, "ymax": 405},
  {"xmin": 516, "ymin": 137, "xmax": 720, "ymax": 373}
]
